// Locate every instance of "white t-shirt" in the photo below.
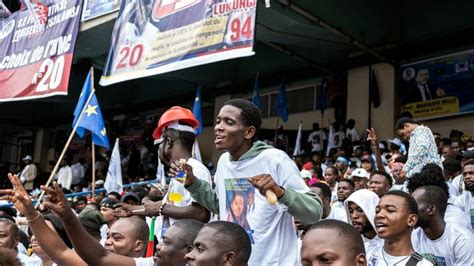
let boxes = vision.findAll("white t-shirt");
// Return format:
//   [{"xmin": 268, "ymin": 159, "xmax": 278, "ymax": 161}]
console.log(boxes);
[
  {"xmin": 444, "ymin": 202, "xmax": 472, "ymax": 232},
  {"xmin": 411, "ymin": 225, "xmax": 473, "ymax": 265},
  {"xmin": 215, "ymin": 148, "xmax": 309, "ymax": 265},
  {"xmin": 390, "ymin": 182, "xmax": 408, "ymax": 192},
  {"xmin": 346, "ymin": 128, "xmax": 360, "ymax": 142},
  {"xmin": 451, "ymin": 174, "xmax": 464, "ymax": 195},
  {"xmin": 17, "ymin": 252, "xmax": 42, "ymax": 266},
  {"xmin": 368, "ymin": 247, "xmax": 434, "ymax": 266},
  {"xmin": 363, "ymin": 235, "xmax": 383, "ymax": 260},
  {"xmin": 333, "ymin": 131, "xmax": 345, "ymax": 147},
  {"xmin": 56, "ymin": 165, "xmax": 72, "ymax": 190},
  {"xmin": 307, "ymin": 130, "xmax": 326, "ymax": 152},
  {"xmin": 133, "ymin": 257, "xmax": 155, "ymax": 266},
  {"xmin": 325, "ymin": 206, "xmax": 348, "ymax": 223},
  {"xmin": 452, "ymin": 191, "xmax": 474, "ymax": 234},
  {"xmin": 155, "ymin": 158, "xmax": 212, "ymax": 239},
  {"xmin": 446, "ymin": 181, "xmax": 458, "ymax": 200}
]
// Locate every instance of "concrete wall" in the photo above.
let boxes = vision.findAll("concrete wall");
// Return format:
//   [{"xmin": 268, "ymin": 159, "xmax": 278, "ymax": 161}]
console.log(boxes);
[{"xmin": 347, "ymin": 63, "xmax": 396, "ymax": 141}]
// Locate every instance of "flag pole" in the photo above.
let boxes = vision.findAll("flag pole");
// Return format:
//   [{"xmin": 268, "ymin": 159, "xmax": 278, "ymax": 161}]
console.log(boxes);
[
  {"xmin": 92, "ymin": 143, "xmax": 96, "ymax": 199},
  {"xmin": 36, "ymin": 67, "xmax": 95, "ymax": 208},
  {"xmin": 273, "ymin": 117, "xmax": 280, "ymax": 145},
  {"xmin": 90, "ymin": 67, "xmax": 96, "ymax": 200},
  {"xmin": 35, "ymin": 79, "xmax": 96, "ymax": 208}
]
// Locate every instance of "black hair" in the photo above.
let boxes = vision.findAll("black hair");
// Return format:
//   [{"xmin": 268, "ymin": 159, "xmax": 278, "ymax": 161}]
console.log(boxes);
[
  {"xmin": 122, "ymin": 217, "xmax": 149, "ymax": 256},
  {"xmin": 407, "ymin": 163, "xmax": 449, "ymax": 198},
  {"xmin": 310, "ymin": 182, "xmax": 331, "ymax": 200},
  {"xmin": 163, "ymin": 128, "xmax": 195, "ymax": 153},
  {"xmin": 371, "ymin": 171, "xmax": 393, "ymax": 188},
  {"xmin": 384, "ymin": 190, "xmax": 418, "ymax": 215},
  {"xmin": 464, "ymin": 159, "xmax": 474, "ymax": 167},
  {"xmin": 325, "ymin": 166, "xmax": 338, "ymax": 175},
  {"xmin": 311, "ymin": 182, "xmax": 331, "ymax": 200},
  {"xmin": 107, "ymin": 191, "xmax": 122, "ymax": 201},
  {"xmin": 442, "ymin": 158, "xmax": 462, "ymax": 172},
  {"xmin": 339, "ymin": 179, "xmax": 355, "ymax": 188},
  {"xmin": 414, "ymin": 186, "xmax": 448, "ymax": 216},
  {"xmin": 172, "ymin": 219, "xmax": 204, "ymax": 246},
  {"xmin": 399, "ymin": 111, "xmax": 413, "ymax": 119},
  {"xmin": 204, "ymin": 221, "xmax": 251, "ymax": 264},
  {"xmin": 75, "ymin": 196, "xmax": 87, "ymax": 203},
  {"xmin": 304, "ymin": 219, "xmax": 365, "ymax": 257},
  {"xmin": 223, "ymin": 98, "xmax": 262, "ymax": 141},
  {"xmin": 395, "ymin": 117, "xmax": 417, "ymax": 130},
  {"xmin": 43, "ymin": 213, "xmax": 73, "ymax": 248},
  {"xmin": 394, "ymin": 156, "xmax": 407, "ymax": 164}
]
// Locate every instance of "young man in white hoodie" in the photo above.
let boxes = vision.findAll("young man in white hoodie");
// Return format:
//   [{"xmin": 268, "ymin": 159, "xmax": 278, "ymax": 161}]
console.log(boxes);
[
  {"xmin": 344, "ymin": 189, "xmax": 383, "ymax": 258},
  {"xmin": 181, "ymin": 99, "xmax": 323, "ymax": 265}
]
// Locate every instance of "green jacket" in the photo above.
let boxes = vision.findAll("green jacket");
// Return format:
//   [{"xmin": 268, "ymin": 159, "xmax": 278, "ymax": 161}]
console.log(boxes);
[{"xmin": 186, "ymin": 141, "xmax": 322, "ymax": 225}]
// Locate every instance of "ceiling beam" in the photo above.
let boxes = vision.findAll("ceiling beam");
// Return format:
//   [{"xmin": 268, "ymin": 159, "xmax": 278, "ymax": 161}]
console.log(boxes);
[{"xmin": 278, "ymin": 0, "xmax": 392, "ymax": 65}]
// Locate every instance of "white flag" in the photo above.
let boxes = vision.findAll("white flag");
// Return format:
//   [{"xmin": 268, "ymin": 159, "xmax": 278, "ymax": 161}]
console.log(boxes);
[
  {"xmin": 157, "ymin": 157, "xmax": 166, "ymax": 186},
  {"xmin": 192, "ymin": 140, "xmax": 202, "ymax": 162},
  {"xmin": 326, "ymin": 124, "xmax": 335, "ymax": 156},
  {"xmin": 293, "ymin": 121, "xmax": 303, "ymax": 156},
  {"xmin": 104, "ymin": 138, "xmax": 123, "ymax": 193}
]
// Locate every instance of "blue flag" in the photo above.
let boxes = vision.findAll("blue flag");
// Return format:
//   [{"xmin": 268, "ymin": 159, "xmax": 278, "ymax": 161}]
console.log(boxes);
[
  {"xmin": 72, "ymin": 70, "xmax": 92, "ymax": 137},
  {"xmin": 276, "ymin": 80, "xmax": 288, "ymax": 122},
  {"xmin": 317, "ymin": 79, "xmax": 328, "ymax": 115},
  {"xmin": 72, "ymin": 70, "xmax": 109, "ymax": 150},
  {"xmin": 192, "ymin": 86, "xmax": 203, "ymax": 135},
  {"xmin": 76, "ymin": 94, "xmax": 110, "ymax": 150},
  {"xmin": 252, "ymin": 73, "xmax": 260, "ymax": 108}
]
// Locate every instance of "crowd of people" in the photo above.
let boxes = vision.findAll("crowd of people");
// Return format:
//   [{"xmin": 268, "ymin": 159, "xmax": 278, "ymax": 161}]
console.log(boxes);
[{"xmin": 0, "ymin": 98, "xmax": 473, "ymax": 265}]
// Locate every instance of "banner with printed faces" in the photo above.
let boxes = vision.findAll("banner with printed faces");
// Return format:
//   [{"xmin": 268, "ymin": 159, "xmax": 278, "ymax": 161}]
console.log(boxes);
[
  {"xmin": 400, "ymin": 49, "xmax": 474, "ymax": 120},
  {"xmin": 100, "ymin": 0, "xmax": 257, "ymax": 86}
]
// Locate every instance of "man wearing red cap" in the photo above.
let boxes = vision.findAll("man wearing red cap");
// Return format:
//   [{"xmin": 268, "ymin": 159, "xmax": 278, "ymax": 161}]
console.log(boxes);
[{"xmin": 119, "ymin": 106, "xmax": 212, "ymax": 239}]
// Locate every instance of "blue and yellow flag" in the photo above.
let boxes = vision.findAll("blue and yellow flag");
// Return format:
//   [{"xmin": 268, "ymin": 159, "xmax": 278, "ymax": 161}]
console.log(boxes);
[
  {"xmin": 276, "ymin": 79, "xmax": 288, "ymax": 122},
  {"xmin": 72, "ymin": 70, "xmax": 110, "ymax": 150}
]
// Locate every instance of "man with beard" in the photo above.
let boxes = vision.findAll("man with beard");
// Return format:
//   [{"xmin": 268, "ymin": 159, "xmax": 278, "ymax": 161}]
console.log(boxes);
[
  {"xmin": 344, "ymin": 189, "xmax": 382, "ymax": 258},
  {"xmin": 452, "ymin": 159, "xmax": 474, "ymax": 233},
  {"xmin": 411, "ymin": 186, "xmax": 472, "ymax": 265},
  {"xmin": 368, "ymin": 191, "xmax": 433, "ymax": 265},
  {"xmin": 310, "ymin": 182, "xmax": 347, "ymax": 222}
]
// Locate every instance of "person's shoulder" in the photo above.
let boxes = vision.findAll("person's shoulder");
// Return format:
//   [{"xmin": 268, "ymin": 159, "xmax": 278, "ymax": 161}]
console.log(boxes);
[
  {"xmin": 445, "ymin": 222, "xmax": 472, "ymax": 238},
  {"xmin": 133, "ymin": 257, "xmax": 156, "ymax": 266}
]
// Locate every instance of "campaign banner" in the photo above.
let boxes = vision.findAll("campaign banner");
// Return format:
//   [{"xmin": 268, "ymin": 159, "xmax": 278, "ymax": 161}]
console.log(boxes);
[
  {"xmin": 400, "ymin": 49, "xmax": 474, "ymax": 120},
  {"xmin": 100, "ymin": 0, "xmax": 257, "ymax": 86},
  {"xmin": 81, "ymin": 0, "xmax": 121, "ymax": 21},
  {"xmin": 0, "ymin": 0, "xmax": 82, "ymax": 102}
]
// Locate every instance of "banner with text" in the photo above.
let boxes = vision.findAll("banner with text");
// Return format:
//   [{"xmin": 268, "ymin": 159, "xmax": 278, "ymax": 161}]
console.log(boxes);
[
  {"xmin": 0, "ymin": 0, "xmax": 82, "ymax": 102},
  {"xmin": 400, "ymin": 49, "xmax": 474, "ymax": 120},
  {"xmin": 82, "ymin": 0, "xmax": 121, "ymax": 21},
  {"xmin": 100, "ymin": 0, "xmax": 256, "ymax": 86}
]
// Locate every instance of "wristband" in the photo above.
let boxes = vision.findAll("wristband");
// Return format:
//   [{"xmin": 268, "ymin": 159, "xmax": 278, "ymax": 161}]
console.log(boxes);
[
  {"xmin": 26, "ymin": 212, "xmax": 42, "ymax": 223},
  {"xmin": 159, "ymin": 202, "xmax": 167, "ymax": 216}
]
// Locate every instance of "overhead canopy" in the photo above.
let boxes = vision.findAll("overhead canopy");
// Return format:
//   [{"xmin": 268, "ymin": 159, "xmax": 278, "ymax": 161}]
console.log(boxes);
[{"xmin": 1, "ymin": 0, "xmax": 474, "ymax": 126}]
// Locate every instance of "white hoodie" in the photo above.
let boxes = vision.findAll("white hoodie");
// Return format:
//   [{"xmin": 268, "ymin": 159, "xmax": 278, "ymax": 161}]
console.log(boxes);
[{"xmin": 344, "ymin": 189, "xmax": 383, "ymax": 258}]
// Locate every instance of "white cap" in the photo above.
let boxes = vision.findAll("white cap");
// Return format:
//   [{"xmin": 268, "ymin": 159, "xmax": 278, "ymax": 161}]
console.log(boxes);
[
  {"xmin": 349, "ymin": 168, "xmax": 369, "ymax": 179},
  {"xmin": 389, "ymin": 138, "xmax": 402, "ymax": 147},
  {"xmin": 95, "ymin": 180, "xmax": 105, "ymax": 185},
  {"xmin": 22, "ymin": 155, "xmax": 32, "ymax": 161},
  {"xmin": 300, "ymin": 169, "xmax": 312, "ymax": 179}
]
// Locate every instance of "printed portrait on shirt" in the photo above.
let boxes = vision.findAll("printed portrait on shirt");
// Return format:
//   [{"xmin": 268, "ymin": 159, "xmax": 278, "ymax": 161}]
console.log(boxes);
[{"xmin": 225, "ymin": 178, "xmax": 255, "ymax": 243}]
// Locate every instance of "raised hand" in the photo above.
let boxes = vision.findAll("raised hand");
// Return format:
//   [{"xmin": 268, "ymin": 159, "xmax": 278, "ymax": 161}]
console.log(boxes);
[
  {"xmin": 169, "ymin": 159, "xmax": 196, "ymax": 187},
  {"xmin": 41, "ymin": 182, "xmax": 75, "ymax": 220},
  {"xmin": 367, "ymin": 128, "xmax": 378, "ymax": 144},
  {"xmin": 0, "ymin": 173, "xmax": 37, "ymax": 217}
]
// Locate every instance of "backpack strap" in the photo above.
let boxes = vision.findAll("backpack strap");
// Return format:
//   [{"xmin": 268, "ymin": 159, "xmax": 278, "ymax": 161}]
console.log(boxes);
[{"xmin": 406, "ymin": 252, "xmax": 424, "ymax": 266}]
